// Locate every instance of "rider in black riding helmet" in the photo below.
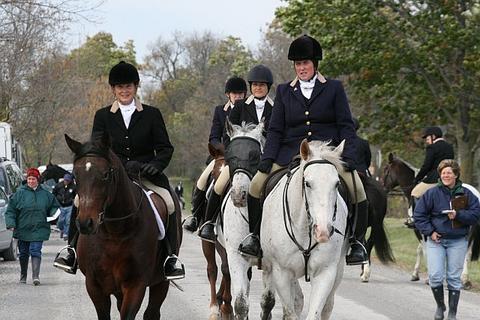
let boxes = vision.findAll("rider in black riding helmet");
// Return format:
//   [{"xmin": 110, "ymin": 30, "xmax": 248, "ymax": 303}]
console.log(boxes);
[
  {"xmin": 54, "ymin": 61, "xmax": 185, "ymax": 280},
  {"xmin": 237, "ymin": 35, "xmax": 369, "ymax": 266},
  {"xmin": 198, "ymin": 64, "xmax": 274, "ymax": 242}
]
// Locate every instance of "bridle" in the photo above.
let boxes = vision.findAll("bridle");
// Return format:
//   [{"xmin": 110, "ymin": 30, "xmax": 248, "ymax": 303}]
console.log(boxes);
[
  {"xmin": 75, "ymin": 153, "xmax": 143, "ymax": 226},
  {"xmin": 282, "ymin": 159, "xmax": 344, "ymax": 282}
]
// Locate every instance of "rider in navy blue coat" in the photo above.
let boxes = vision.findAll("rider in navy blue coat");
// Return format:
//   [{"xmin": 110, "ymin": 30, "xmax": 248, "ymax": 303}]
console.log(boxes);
[
  {"xmin": 198, "ymin": 65, "xmax": 275, "ymax": 242},
  {"xmin": 238, "ymin": 35, "xmax": 369, "ymax": 266},
  {"xmin": 183, "ymin": 77, "xmax": 247, "ymax": 232}
]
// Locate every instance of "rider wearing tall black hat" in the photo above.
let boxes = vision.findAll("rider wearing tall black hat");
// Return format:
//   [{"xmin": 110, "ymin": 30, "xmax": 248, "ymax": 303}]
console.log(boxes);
[
  {"xmin": 54, "ymin": 61, "xmax": 185, "ymax": 280},
  {"xmin": 405, "ymin": 126, "xmax": 454, "ymax": 227},
  {"xmin": 238, "ymin": 35, "xmax": 369, "ymax": 266},
  {"xmin": 183, "ymin": 77, "xmax": 247, "ymax": 232},
  {"xmin": 198, "ymin": 65, "xmax": 274, "ymax": 242}
]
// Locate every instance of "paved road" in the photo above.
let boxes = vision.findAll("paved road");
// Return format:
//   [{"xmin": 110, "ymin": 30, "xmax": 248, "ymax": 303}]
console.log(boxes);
[{"xmin": 1, "ymin": 230, "xmax": 479, "ymax": 319}]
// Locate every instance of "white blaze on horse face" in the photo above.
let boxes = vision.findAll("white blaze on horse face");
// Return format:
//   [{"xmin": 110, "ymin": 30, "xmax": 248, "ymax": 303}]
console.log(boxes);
[
  {"xmin": 85, "ymin": 162, "xmax": 92, "ymax": 171},
  {"xmin": 305, "ymin": 164, "xmax": 338, "ymax": 243}
]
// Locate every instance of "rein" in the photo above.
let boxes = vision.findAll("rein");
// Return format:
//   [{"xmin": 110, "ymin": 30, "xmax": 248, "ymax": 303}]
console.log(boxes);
[{"xmin": 282, "ymin": 159, "xmax": 343, "ymax": 282}]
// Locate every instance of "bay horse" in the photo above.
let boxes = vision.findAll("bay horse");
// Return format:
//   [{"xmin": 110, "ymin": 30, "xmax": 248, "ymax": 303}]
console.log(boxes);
[
  {"xmin": 382, "ymin": 153, "xmax": 480, "ymax": 288},
  {"xmin": 198, "ymin": 142, "xmax": 233, "ymax": 320},
  {"xmin": 65, "ymin": 134, "xmax": 181, "ymax": 320},
  {"xmin": 220, "ymin": 121, "xmax": 265, "ymax": 319},
  {"xmin": 260, "ymin": 140, "xmax": 349, "ymax": 320}
]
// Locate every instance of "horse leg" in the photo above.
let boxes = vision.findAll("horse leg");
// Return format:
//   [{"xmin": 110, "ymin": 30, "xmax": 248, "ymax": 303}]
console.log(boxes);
[
  {"xmin": 120, "ymin": 286, "xmax": 147, "ymax": 320},
  {"xmin": 85, "ymin": 278, "xmax": 112, "ymax": 320},
  {"xmin": 411, "ymin": 242, "xmax": 422, "ymax": 281},
  {"xmin": 461, "ymin": 245, "xmax": 472, "ymax": 290},
  {"xmin": 271, "ymin": 267, "xmax": 296, "ymax": 320},
  {"xmin": 293, "ymin": 279, "xmax": 304, "ymax": 317},
  {"xmin": 220, "ymin": 262, "xmax": 233, "ymax": 320},
  {"xmin": 144, "ymin": 281, "xmax": 170, "ymax": 320},
  {"xmin": 228, "ymin": 252, "xmax": 251, "ymax": 320},
  {"xmin": 321, "ymin": 292, "xmax": 335, "ymax": 320},
  {"xmin": 260, "ymin": 263, "xmax": 275, "ymax": 320},
  {"xmin": 360, "ymin": 262, "xmax": 371, "ymax": 283},
  {"xmin": 307, "ymin": 268, "xmax": 337, "ymax": 320},
  {"xmin": 202, "ymin": 241, "xmax": 220, "ymax": 319},
  {"xmin": 114, "ymin": 293, "xmax": 123, "ymax": 312}
]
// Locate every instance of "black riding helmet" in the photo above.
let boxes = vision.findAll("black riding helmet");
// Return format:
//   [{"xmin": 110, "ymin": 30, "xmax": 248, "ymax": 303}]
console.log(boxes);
[
  {"xmin": 422, "ymin": 126, "xmax": 443, "ymax": 139},
  {"xmin": 247, "ymin": 65, "xmax": 274, "ymax": 91},
  {"xmin": 225, "ymin": 77, "xmax": 247, "ymax": 93},
  {"xmin": 109, "ymin": 61, "xmax": 140, "ymax": 86},
  {"xmin": 288, "ymin": 35, "xmax": 323, "ymax": 61}
]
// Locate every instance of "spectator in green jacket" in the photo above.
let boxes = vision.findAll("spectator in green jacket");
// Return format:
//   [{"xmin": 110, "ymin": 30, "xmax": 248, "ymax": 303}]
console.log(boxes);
[{"xmin": 6, "ymin": 167, "xmax": 60, "ymax": 285}]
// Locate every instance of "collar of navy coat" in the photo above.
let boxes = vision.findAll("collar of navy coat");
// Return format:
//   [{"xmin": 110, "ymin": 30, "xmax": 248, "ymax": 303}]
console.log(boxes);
[
  {"xmin": 109, "ymin": 98, "xmax": 144, "ymax": 131},
  {"xmin": 289, "ymin": 71, "xmax": 328, "ymax": 105},
  {"xmin": 244, "ymin": 95, "xmax": 274, "ymax": 122}
]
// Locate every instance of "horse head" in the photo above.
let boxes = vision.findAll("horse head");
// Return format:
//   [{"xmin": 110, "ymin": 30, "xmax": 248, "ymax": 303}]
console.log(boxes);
[
  {"xmin": 41, "ymin": 162, "xmax": 69, "ymax": 183},
  {"xmin": 300, "ymin": 139, "xmax": 345, "ymax": 243},
  {"xmin": 225, "ymin": 120, "xmax": 265, "ymax": 207},
  {"xmin": 65, "ymin": 134, "xmax": 131, "ymax": 235},
  {"xmin": 208, "ymin": 142, "xmax": 225, "ymax": 181},
  {"xmin": 381, "ymin": 153, "xmax": 416, "ymax": 195}
]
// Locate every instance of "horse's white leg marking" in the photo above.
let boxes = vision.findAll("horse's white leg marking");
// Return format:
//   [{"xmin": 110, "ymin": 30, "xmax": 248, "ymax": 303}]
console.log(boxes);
[
  {"xmin": 411, "ymin": 242, "xmax": 423, "ymax": 281},
  {"xmin": 461, "ymin": 245, "xmax": 472, "ymax": 290},
  {"xmin": 360, "ymin": 262, "xmax": 371, "ymax": 282}
]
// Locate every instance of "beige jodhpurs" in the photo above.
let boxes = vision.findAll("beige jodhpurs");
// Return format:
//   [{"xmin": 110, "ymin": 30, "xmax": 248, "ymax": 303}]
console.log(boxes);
[
  {"xmin": 196, "ymin": 160, "xmax": 215, "ymax": 191},
  {"xmin": 248, "ymin": 162, "xmax": 367, "ymax": 203},
  {"xmin": 411, "ymin": 182, "xmax": 436, "ymax": 199},
  {"xmin": 213, "ymin": 165, "xmax": 230, "ymax": 195}
]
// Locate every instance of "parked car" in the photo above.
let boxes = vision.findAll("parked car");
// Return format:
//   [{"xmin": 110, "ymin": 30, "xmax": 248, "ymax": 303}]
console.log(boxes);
[
  {"xmin": 0, "ymin": 157, "xmax": 23, "ymax": 197},
  {"xmin": 0, "ymin": 186, "xmax": 17, "ymax": 261}
]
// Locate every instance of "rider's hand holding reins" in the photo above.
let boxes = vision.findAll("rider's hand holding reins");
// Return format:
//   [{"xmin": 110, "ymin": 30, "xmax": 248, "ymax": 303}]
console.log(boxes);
[{"xmin": 141, "ymin": 163, "xmax": 159, "ymax": 176}]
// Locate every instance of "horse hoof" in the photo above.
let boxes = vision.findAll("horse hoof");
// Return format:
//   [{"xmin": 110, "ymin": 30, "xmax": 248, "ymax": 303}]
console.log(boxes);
[
  {"xmin": 463, "ymin": 281, "xmax": 472, "ymax": 290},
  {"xmin": 361, "ymin": 277, "xmax": 369, "ymax": 283},
  {"xmin": 209, "ymin": 314, "xmax": 219, "ymax": 320},
  {"xmin": 410, "ymin": 275, "xmax": 420, "ymax": 281}
]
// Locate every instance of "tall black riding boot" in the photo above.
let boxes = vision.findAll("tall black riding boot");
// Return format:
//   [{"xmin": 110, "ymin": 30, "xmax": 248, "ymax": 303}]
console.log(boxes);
[
  {"xmin": 31, "ymin": 257, "xmax": 41, "ymax": 286},
  {"xmin": 447, "ymin": 290, "xmax": 460, "ymax": 320},
  {"xmin": 19, "ymin": 257, "xmax": 28, "ymax": 284},
  {"xmin": 346, "ymin": 200, "xmax": 369, "ymax": 265},
  {"xmin": 183, "ymin": 186, "xmax": 206, "ymax": 232},
  {"xmin": 53, "ymin": 230, "xmax": 78, "ymax": 274},
  {"xmin": 198, "ymin": 192, "xmax": 222, "ymax": 243},
  {"xmin": 238, "ymin": 195, "xmax": 263, "ymax": 258},
  {"xmin": 431, "ymin": 285, "xmax": 446, "ymax": 320},
  {"xmin": 163, "ymin": 210, "xmax": 185, "ymax": 280}
]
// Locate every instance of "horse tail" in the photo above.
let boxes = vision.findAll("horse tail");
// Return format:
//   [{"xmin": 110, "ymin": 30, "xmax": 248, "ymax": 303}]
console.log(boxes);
[
  {"xmin": 363, "ymin": 176, "xmax": 395, "ymax": 264},
  {"xmin": 469, "ymin": 223, "xmax": 480, "ymax": 261}
]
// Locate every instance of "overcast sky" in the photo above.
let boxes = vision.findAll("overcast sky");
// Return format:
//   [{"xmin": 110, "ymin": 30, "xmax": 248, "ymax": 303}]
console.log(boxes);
[{"xmin": 67, "ymin": 0, "xmax": 284, "ymax": 62}]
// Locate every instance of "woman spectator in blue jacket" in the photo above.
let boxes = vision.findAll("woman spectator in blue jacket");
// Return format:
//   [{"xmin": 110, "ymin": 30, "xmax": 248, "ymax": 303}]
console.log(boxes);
[{"xmin": 414, "ymin": 159, "xmax": 480, "ymax": 320}]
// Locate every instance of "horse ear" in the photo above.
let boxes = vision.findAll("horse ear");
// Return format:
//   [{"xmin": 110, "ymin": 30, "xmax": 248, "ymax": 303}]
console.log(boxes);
[
  {"xmin": 334, "ymin": 140, "xmax": 345, "ymax": 155},
  {"xmin": 225, "ymin": 117, "xmax": 234, "ymax": 138},
  {"xmin": 388, "ymin": 153, "xmax": 394, "ymax": 162},
  {"xmin": 300, "ymin": 139, "xmax": 311, "ymax": 160},
  {"xmin": 65, "ymin": 134, "xmax": 82, "ymax": 154}
]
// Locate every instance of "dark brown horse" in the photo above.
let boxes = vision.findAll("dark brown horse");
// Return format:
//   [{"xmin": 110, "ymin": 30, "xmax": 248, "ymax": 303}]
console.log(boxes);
[
  {"xmin": 65, "ymin": 134, "xmax": 182, "ymax": 320},
  {"xmin": 382, "ymin": 153, "xmax": 480, "ymax": 287},
  {"xmin": 199, "ymin": 143, "xmax": 232, "ymax": 320}
]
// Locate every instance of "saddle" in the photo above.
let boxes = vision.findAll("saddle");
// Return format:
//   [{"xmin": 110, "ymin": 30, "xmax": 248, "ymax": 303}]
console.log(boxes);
[{"xmin": 260, "ymin": 158, "xmax": 355, "ymax": 237}]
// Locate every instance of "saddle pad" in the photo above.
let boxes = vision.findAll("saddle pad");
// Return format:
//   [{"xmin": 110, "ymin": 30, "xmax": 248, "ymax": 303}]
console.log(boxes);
[
  {"xmin": 141, "ymin": 179, "xmax": 175, "ymax": 215},
  {"xmin": 261, "ymin": 167, "xmax": 290, "ymax": 204},
  {"xmin": 142, "ymin": 189, "xmax": 166, "ymax": 240}
]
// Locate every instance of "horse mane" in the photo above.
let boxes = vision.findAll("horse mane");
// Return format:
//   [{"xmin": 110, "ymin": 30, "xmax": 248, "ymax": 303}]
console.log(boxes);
[
  {"xmin": 304, "ymin": 141, "xmax": 345, "ymax": 171},
  {"xmin": 230, "ymin": 121, "xmax": 266, "ymax": 150},
  {"xmin": 392, "ymin": 156, "xmax": 418, "ymax": 174}
]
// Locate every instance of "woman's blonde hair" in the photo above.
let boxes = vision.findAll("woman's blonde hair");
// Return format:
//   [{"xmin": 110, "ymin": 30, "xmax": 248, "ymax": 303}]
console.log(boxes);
[{"xmin": 437, "ymin": 159, "xmax": 460, "ymax": 178}]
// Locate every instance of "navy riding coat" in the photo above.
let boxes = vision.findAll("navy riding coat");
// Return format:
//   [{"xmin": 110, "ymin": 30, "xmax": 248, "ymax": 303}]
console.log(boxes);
[
  {"xmin": 209, "ymin": 101, "xmax": 234, "ymax": 146},
  {"xmin": 262, "ymin": 76, "xmax": 357, "ymax": 166}
]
